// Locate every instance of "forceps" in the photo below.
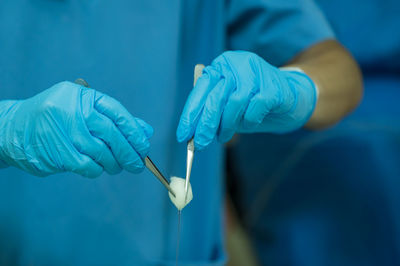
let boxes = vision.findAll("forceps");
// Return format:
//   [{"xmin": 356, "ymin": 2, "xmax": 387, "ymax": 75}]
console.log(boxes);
[
  {"xmin": 184, "ymin": 64, "xmax": 204, "ymax": 201},
  {"xmin": 74, "ymin": 78, "xmax": 175, "ymax": 197}
]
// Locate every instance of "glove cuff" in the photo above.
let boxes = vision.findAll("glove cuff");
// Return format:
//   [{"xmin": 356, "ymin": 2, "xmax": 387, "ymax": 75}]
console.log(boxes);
[
  {"xmin": 278, "ymin": 68, "xmax": 318, "ymax": 132},
  {"xmin": 280, "ymin": 67, "xmax": 319, "ymax": 100}
]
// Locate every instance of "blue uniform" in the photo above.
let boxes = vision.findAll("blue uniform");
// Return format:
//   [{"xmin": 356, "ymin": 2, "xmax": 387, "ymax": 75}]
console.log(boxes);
[
  {"xmin": 0, "ymin": 0, "xmax": 332, "ymax": 265},
  {"xmin": 230, "ymin": 0, "xmax": 400, "ymax": 265}
]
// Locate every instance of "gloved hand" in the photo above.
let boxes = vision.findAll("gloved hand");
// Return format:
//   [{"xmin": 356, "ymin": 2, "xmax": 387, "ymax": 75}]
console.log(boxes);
[
  {"xmin": 0, "ymin": 81, "xmax": 153, "ymax": 178},
  {"xmin": 177, "ymin": 51, "xmax": 317, "ymax": 150}
]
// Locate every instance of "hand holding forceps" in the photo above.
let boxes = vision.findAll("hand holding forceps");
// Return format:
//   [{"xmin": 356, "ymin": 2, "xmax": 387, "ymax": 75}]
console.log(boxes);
[{"xmin": 74, "ymin": 78, "xmax": 176, "ymax": 197}]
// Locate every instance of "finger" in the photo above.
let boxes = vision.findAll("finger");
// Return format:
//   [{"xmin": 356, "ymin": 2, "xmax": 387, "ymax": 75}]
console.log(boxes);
[
  {"xmin": 211, "ymin": 52, "xmax": 257, "ymax": 142},
  {"xmin": 217, "ymin": 91, "xmax": 249, "ymax": 143},
  {"xmin": 242, "ymin": 72, "xmax": 280, "ymax": 127},
  {"xmin": 85, "ymin": 110, "xmax": 146, "ymax": 173},
  {"xmin": 71, "ymin": 130, "xmax": 122, "ymax": 175},
  {"xmin": 176, "ymin": 66, "xmax": 221, "ymax": 142},
  {"xmin": 63, "ymin": 151, "xmax": 103, "ymax": 178},
  {"xmin": 194, "ymin": 77, "xmax": 234, "ymax": 150},
  {"xmin": 243, "ymin": 93, "xmax": 272, "ymax": 128},
  {"xmin": 93, "ymin": 91, "xmax": 151, "ymax": 158},
  {"xmin": 136, "ymin": 118, "xmax": 154, "ymax": 139}
]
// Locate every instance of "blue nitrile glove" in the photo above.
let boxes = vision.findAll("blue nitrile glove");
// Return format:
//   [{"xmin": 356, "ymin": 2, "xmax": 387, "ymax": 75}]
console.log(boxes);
[
  {"xmin": 177, "ymin": 51, "xmax": 317, "ymax": 150},
  {"xmin": 0, "ymin": 81, "xmax": 153, "ymax": 178}
]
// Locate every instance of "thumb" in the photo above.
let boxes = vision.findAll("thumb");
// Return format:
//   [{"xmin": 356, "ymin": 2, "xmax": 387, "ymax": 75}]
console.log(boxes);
[{"xmin": 135, "ymin": 118, "xmax": 154, "ymax": 139}]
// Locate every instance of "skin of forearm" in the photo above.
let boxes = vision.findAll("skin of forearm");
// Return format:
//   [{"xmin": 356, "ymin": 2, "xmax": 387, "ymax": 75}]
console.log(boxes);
[{"xmin": 286, "ymin": 40, "xmax": 363, "ymax": 129}]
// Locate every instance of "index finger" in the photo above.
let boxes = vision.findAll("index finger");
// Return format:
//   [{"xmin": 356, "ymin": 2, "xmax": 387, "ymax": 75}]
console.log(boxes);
[
  {"xmin": 93, "ymin": 91, "xmax": 152, "ymax": 158},
  {"xmin": 176, "ymin": 66, "xmax": 221, "ymax": 142}
]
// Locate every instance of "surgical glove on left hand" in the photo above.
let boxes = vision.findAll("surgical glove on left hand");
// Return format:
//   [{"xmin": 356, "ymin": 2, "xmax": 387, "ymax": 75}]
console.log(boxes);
[
  {"xmin": 0, "ymin": 81, "xmax": 153, "ymax": 177},
  {"xmin": 177, "ymin": 51, "xmax": 317, "ymax": 150}
]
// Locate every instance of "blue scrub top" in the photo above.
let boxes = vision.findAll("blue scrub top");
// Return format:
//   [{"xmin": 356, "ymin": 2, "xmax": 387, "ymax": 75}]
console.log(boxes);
[
  {"xmin": 0, "ymin": 0, "xmax": 333, "ymax": 265},
  {"xmin": 230, "ymin": 0, "xmax": 400, "ymax": 265},
  {"xmin": 316, "ymin": 0, "xmax": 400, "ymax": 74}
]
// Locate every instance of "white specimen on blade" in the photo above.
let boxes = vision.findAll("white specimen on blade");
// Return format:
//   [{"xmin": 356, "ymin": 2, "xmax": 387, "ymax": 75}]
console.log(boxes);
[{"xmin": 168, "ymin": 176, "xmax": 193, "ymax": 210}]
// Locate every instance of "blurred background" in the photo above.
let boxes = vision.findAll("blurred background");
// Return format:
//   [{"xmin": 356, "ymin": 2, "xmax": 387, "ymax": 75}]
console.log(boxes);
[{"xmin": 225, "ymin": 0, "xmax": 400, "ymax": 265}]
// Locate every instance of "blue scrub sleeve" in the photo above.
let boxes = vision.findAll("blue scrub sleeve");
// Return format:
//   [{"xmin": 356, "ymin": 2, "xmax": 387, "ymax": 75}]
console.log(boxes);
[
  {"xmin": 227, "ymin": 0, "xmax": 335, "ymax": 66},
  {"xmin": 0, "ymin": 158, "xmax": 7, "ymax": 168},
  {"xmin": 0, "ymin": 160, "xmax": 7, "ymax": 168}
]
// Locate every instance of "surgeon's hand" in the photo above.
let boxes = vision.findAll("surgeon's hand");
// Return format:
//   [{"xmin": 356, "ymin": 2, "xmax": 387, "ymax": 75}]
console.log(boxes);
[
  {"xmin": 176, "ymin": 51, "xmax": 317, "ymax": 150},
  {"xmin": 0, "ymin": 81, "xmax": 153, "ymax": 178}
]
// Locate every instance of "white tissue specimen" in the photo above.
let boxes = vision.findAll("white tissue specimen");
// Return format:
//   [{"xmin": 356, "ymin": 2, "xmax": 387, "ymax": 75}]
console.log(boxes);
[{"xmin": 168, "ymin": 176, "xmax": 193, "ymax": 210}]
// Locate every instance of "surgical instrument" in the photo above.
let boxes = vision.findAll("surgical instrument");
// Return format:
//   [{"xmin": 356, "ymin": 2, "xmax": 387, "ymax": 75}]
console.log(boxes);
[{"xmin": 184, "ymin": 64, "xmax": 204, "ymax": 202}]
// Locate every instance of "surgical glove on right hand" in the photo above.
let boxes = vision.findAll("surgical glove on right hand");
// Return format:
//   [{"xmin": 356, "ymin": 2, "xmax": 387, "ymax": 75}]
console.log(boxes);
[
  {"xmin": 177, "ymin": 51, "xmax": 317, "ymax": 150},
  {"xmin": 0, "ymin": 81, "xmax": 153, "ymax": 178}
]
